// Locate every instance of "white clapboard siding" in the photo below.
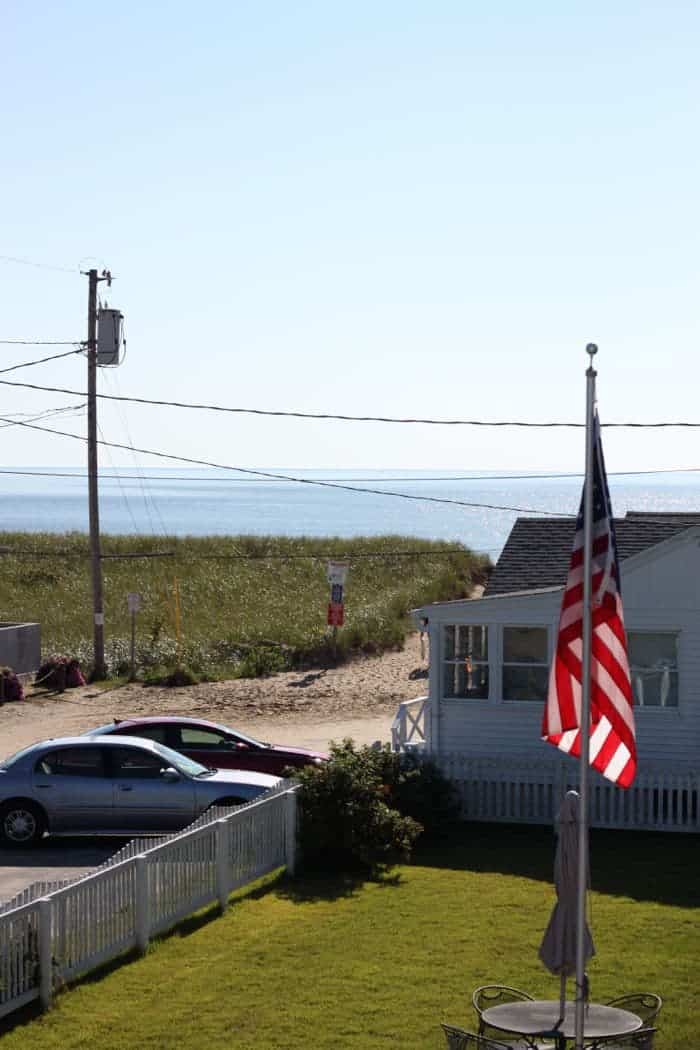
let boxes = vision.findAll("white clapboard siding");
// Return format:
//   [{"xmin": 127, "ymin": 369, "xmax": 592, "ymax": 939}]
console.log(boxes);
[
  {"xmin": 411, "ymin": 533, "xmax": 700, "ymax": 770},
  {"xmin": 0, "ymin": 785, "xmax": 299, "ymax": 1022}
]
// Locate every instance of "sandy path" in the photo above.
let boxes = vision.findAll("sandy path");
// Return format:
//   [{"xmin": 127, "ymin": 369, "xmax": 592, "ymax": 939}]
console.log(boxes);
[{"xmin": 0, "ymin": 633, "xmax": 430, "ymax": 757}]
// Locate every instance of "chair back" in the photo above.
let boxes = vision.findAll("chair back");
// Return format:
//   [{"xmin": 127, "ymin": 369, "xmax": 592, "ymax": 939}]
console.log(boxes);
[
  {"xmin": 605, "ymin": 993, "xmax": 662, "ymax": 1026},
  {"xmin": 441, "ymin": 1025, "xmax": 512, "ymax": 1050},
  {"xmin": 472, "ymin": 985, "xmax": 534, "ymax": 1040}
]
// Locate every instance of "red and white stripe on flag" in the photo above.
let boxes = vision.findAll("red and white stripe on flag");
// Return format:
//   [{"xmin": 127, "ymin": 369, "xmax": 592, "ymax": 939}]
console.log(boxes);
[{"xmin": 542, "ymin": 413, "xmax": 637, "ymax": 787}]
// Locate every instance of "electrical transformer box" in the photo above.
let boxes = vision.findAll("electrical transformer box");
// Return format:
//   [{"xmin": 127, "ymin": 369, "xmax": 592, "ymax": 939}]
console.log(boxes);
[{"xmin": 97, "ymin": 308, "xmax": 124, "ymax": 366}]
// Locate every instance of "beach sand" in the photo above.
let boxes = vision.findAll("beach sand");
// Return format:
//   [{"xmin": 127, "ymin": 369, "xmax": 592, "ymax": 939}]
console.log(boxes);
[{"xmin": 0, "ymin": 632, "xmax": 430, "ymax": 757}]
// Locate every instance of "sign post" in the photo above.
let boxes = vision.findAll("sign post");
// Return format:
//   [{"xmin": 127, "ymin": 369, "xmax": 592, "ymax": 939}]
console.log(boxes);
[
  {"xmin": 326, "ymin": 562, "xmax": 348, "ymax": 659},
  {"xmin": 127, "ymin": 592, "xmax": 141, "ymax": 681}
]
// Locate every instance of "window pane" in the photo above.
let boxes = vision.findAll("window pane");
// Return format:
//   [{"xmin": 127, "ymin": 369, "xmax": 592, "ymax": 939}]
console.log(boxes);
[
  {"xmin": 443, "ymin": 661, "xmax": 489, "ymax": 699},
  {"xmin": 120, "ymin": 725, "xmax": 168, "ymax": 745},
  {"xmin": 503, "ymin": 627, "xmax": 547, "ymax": 664},
  {"xmin": 180, "ymin": 727, "xmax": 228, "ymax": 747},
  {"xmin": 503, "ymin": 666, "xmax": 549, "ymax": 702},
  {"xmin": 36, "ymin": 747, "xmax": 105, "ymax": 777},
  {"xmin": 631, "ymin": 670, "xmax": 679, "ymax": 707},
  {"xmin": 111, "ymin": 747, "xmax": 167, "ymax": 779},
  {"xmin": 628, "ymin": 633, "xmax": 677, "ymax": 669},
  {"xmin": 445, "ymin": 625, "xmax": 488, "ymax": 661}
]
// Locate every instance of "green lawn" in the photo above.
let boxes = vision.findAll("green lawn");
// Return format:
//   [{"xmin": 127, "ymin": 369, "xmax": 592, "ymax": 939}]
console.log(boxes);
[{"xmin": 2, "ymin": 824, "xmax": 697, "ymax": 1049}]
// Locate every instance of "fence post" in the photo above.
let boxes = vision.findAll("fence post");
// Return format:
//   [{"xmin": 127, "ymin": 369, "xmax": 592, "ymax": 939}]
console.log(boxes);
[
  {"xmin": 216, "ymin": 819, "xmax": 229, "ymax": 911},
  {"xmin": 285, "ymin": 789, "xmax": 298, "ymax": 876},
  {"xmin": 134, "ymin": 855, "xmax": 150, "ymax": 953},
  {"xmin": 38, "ymin": 897, "xmax": 53, "ymax": 1010}
]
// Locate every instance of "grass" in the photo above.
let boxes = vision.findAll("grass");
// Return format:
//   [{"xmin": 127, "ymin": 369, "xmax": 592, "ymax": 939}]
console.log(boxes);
[
  {"xmin": 0, "ymin": 532, "xmax": 488, "ymax": 677},
  {"xmin": 1, "ymin": 823, "xmax": 696, "ymax": 1049}
]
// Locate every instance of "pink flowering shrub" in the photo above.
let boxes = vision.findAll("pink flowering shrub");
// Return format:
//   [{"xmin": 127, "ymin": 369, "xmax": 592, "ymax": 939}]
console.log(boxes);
[{"xmin": 0, "ymin": 667, "xmax": 24, "ymax": 702}]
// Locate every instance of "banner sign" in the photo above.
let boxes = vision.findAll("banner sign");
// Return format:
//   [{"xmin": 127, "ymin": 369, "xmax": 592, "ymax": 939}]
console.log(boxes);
[{"xmin": 327, "ymin": 602, "xmax": 345, "ymax": 627}]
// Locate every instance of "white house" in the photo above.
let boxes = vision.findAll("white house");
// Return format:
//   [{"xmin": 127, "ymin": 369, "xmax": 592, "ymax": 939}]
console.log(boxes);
[{"xmin": 393, "ymin": 512, "xmax": 700, "ymax": 832}]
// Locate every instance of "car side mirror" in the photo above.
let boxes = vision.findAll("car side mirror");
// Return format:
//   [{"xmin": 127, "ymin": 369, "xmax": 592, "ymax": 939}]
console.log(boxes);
[{"xmin": 161, "ymin": 766, "xmax": 180, "ymax": 782}]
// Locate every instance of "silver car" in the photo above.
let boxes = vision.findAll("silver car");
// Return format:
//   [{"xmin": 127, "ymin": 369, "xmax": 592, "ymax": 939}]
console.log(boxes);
[{"xmin": 0, "ymin": 735, "xmax": 282, "ymax": 846}]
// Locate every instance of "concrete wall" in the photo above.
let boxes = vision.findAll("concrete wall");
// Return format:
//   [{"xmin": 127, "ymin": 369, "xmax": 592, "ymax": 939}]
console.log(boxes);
[{"xmin": 0, "ymin": 622, "xmax": 41, "ymax": 675}]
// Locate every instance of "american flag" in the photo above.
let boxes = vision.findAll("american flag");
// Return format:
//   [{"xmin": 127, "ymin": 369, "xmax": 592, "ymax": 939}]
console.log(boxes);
[{"xmin": 542, "ymin": 411, "xmax": 637, "ymax": 787}]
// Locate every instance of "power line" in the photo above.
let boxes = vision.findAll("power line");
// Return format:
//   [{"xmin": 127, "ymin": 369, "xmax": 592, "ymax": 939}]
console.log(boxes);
[
  {"xmin": 0, "ymin": 465, "xmax": 699, "ymax": 484},
  {"xmin": 0, "ymin": 253, "xmax": 79, "ymax": 274},
  {"xmin": 0, "ymin": 348, "xmax": 83, "ymax": 374},
  {"xmin": 3, "ymin": 375, "xmax": 700, "ymax": 429},
  {"xmin": 0, "ymin": 340, "xmax": 82, "ymax": 347},
  {"xmin": 0, "ymin": 415, "xmax": 575, "ymax": 517}
]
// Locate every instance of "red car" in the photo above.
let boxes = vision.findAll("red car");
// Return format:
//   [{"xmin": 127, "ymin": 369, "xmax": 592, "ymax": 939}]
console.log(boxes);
[{"xmin": 85, "ymin": 717, "xmax": 327, "ymax": 777}]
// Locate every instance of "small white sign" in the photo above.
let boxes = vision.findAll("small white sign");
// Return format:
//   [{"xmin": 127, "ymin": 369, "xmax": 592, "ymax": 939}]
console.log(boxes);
[
  {"xmin": 326, "ymin": 561, "xmax": 349, "ymax": 586},
  {"xmin": 94, "ymin": 612, "xmax": 104, "ymax": 626},
  {"xmin": 127, "ymin": 592, "xmax": 141, "ymax": 614}
]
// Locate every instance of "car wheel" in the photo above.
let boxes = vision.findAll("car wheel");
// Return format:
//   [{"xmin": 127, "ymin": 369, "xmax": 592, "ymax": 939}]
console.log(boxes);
[{"xmin": 0, "ymin": 801, "xmax": 46, "ymax": 847}]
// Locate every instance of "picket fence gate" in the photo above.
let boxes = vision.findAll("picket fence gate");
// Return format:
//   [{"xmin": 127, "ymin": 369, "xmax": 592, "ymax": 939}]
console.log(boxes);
[{"xmin": 0, "ymin": 785, "xmax": 299, "ymax": 1021}]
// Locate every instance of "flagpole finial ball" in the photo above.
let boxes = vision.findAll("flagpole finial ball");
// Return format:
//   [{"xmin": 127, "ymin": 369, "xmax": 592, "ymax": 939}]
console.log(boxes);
[{"xmin": 586, "ymin": 343, "xmax": 598, "ymax": 357}]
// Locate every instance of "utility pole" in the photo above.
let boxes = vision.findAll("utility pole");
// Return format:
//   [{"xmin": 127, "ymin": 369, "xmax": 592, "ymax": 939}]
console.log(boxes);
[{"xmin": 85, "ymin": 267, "xmax": 111, "ymax": 678}]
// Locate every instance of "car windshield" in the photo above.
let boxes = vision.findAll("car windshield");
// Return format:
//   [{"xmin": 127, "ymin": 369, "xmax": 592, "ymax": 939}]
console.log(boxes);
[
  {"xmin": 149, "ymin": 741, "xmax": 209, "ymax": 778},
  {"xmin": 0, "ymin": 743, "xmax": 39, "ymax": 770}
]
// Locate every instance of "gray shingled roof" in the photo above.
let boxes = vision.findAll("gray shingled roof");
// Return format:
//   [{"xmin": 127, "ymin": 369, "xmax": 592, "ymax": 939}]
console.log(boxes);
[{"xmin": 485, "ymin": 513, "xmax": 700, "ymax": 596}]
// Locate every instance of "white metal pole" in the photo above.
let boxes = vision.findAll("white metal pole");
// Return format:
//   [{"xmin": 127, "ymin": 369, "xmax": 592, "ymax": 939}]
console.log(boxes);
[{"xmin": 574, "ymin": 344, "xmax": 597, "ymax": 1049}]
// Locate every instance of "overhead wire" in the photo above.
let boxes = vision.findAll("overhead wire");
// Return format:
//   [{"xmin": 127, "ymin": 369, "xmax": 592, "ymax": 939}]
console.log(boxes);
[
  {"xmin": 0, "ymin": 348, "xmax": 83, "ymax": 373},
  {"xmin": 4, "ymin": 375, "xmax": 700, "ymax": 428},
  {"xmin": 0, "ymin": 415, "xmax": 576, "ymax": 517},
  {"xmin": 0, "ymin": 253, "xmax": 79, "ymax": 274},
  {"xmin": 0, "ymin": 465, "xmax": 698, "ymax": 483}
]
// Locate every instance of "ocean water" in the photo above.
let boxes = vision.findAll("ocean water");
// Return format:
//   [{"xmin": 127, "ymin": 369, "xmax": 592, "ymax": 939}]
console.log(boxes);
[{"xmin": 1, "ymin": 467, "xmax": 699, "ymax": 557}]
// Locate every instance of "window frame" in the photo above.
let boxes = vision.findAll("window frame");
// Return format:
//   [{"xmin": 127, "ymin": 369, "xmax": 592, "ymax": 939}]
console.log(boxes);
[
  {"xmin": 627, "ymin": 629, "xmax": 680, "ymax": 710},
  {"xmin": 501, "ymin": 624, "xmax": 550, "ymax": 704},
  {"xmin": 441, "ymin": 623, "xmax": 490, "ymax": 701}
]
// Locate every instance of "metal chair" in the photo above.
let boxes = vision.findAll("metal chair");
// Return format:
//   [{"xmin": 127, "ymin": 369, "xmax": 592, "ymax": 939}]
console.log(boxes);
[
  {"xmin": 441, "ymin": 1025, "xmax": 514, "ymax": 1050},
  {"xmin": 471, "ymin": 987, "xmax": 555, "ymax": 1050},
  {"xmin": 583, "ymin": 1026, "xmax": 657, "ymax": 1050},
  {"xmin": 604, "ymin": 994, "xmax": 663, "ymax": 1027}
]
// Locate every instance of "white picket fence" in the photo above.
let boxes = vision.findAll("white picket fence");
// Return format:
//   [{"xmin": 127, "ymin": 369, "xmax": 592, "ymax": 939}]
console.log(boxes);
[
  {"xmin": 437, "ymin": 752, "xmax": 700, "ymax": 833},
  {"xmin": 0, "ymin": 785, "xmax": 299, "ymax": 1020}
]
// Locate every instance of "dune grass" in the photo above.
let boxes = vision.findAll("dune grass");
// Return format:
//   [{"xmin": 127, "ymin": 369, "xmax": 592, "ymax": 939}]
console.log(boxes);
[
  {"xmin": 0, "ymin": 532, "xmax": 488, "ymax": 676},
  {"xmin": 2, "ymin": 823, "xmax": 696, "ymax": 1049}
]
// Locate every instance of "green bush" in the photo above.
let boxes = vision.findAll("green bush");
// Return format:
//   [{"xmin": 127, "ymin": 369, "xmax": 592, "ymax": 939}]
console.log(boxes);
[
  {"xmin": 295, "ymin": 740, "xmax": 423, "ymax": 875},
  {"xmin": 233, "ymin": 645, "xmax": 289, "ymax": 678},
  {"xmin": 142, "ymin": 664, "xmax": 203, "ymax": 687},
  {"xmin": 368, "ymin": 746, "xmax": 462, "ymax": 840}
]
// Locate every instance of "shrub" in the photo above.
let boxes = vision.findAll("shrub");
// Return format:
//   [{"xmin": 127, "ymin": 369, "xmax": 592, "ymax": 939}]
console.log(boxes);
[
  {"xmin": 233, "ymin": 645, "xmax": 289, "ymax": 679},
  {"xmin": 294, "ymin": 740, "xmax": 423, "ymax": 876},
  {"xmin": 368, "ymin": 746, "xmax": 462, "ymax": 840},
  {"xmin": 142, "ymin": 664, "xmax": 202, "ymax": 688},
  {"xmin": 36, "ymin": 655, "xmax": 85, "ymax": 692},
  {"xmin": 0, "ymin": 666, "xmax": 24, "ymax": 702}
]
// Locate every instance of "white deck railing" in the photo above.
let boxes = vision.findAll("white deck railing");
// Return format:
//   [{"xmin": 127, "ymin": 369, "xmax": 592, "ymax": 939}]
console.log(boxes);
[
  {"xmin": 391, "ymin": 696, "xmax": 429, "ymax": 751},
  {"xmin": 437, "ymin": 752, "xmax": 700, "ymax": 833},
  {"xmin": 0, "ymin": 786, "xmax": 298, "ymax": 1021}
]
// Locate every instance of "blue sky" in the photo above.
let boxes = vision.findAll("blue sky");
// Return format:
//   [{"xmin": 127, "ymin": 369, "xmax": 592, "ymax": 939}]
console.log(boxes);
[{"xmin": 1, "ymin": 1, "xmax": 698, "ymax": 472}]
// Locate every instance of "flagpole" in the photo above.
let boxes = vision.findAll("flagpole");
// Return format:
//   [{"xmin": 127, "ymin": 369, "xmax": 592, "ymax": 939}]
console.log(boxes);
[{"xmin": 575, "ymin": 343, "xmax": 597, "ymax": 1050}]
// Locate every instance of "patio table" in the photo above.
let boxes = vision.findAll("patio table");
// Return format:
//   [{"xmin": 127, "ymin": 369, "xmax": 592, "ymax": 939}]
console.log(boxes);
[{"xmin": 481, "ymin": 999, "xmax": 642, "ymax": 1050}]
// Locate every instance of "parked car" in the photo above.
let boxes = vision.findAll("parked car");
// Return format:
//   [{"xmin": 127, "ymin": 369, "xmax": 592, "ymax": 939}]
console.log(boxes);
[
  {"xmin": 84, "ymin": 716, "xmax": 327, "ymax": 776},
  {"xmin": 0, "ymin": 735, "xmax": 281, "ymax": 846}
]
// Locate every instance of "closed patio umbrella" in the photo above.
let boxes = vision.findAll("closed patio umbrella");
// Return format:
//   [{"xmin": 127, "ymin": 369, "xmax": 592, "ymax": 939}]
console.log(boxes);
[{"xmin": 539, "ymin": 790, "xmax": 595, "ymax": 1018}]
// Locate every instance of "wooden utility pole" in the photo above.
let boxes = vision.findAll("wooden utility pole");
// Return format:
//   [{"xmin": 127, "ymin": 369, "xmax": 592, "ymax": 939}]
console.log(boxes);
[{"xmin": 86, "ymin": 267, "xmax": 108, "ymax": 678}]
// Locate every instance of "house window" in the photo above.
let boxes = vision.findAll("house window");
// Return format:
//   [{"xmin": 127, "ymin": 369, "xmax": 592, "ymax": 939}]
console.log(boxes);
[
  {"xmin": 628, "ymin": 632, "xmax": 679, "ymax": 707},
  {"xmin": 443, "ymin": 625, "xmax": 488, "ymax": 699},
  {"xmin": 502, "ymin": 627, "xmax": 549, "ymax": 702}
]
